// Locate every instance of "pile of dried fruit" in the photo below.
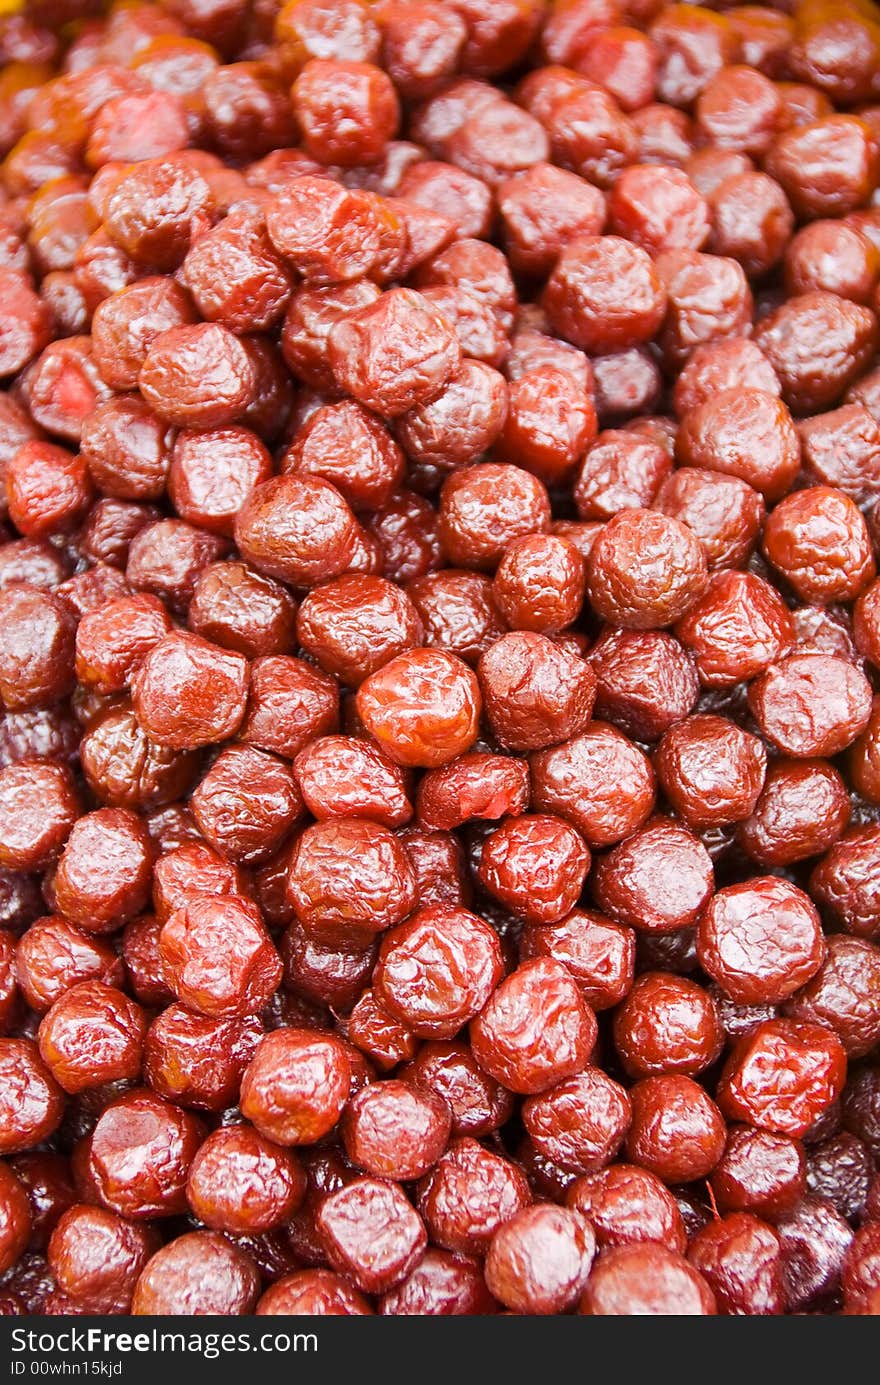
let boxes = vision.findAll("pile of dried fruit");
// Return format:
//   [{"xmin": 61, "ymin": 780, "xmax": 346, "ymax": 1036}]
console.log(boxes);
[{"xmin": 1, "ymin": 0, "xmax": 880, "ymax": 1317}]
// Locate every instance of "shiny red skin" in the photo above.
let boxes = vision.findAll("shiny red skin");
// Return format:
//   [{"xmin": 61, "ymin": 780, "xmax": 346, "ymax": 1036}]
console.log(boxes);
[
  {"xmin": 375, "ymin": 905, "xmax": 504, "ymax": 1040},
  {"xmin": 717, "ymin": 1020, "xmax": 848, "ymax": 1139},
  {"xmin": 470, "ymin": 958, "xmax": 597, "ymax": 1096}
]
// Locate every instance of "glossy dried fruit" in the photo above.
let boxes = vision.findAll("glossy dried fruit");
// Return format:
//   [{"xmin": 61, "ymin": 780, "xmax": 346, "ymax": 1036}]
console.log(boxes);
[
  {"xmin": 470, "ymin": 958, "xmax": 597, "ymax": 1096},
  {"xmin": 2, "ymin": 0, "xmax": 880, "ymax": 1320},
  {"xmin": 375, "ymin": 905, "xmax": 503, "ymax": 1040},
  {"xmin": 718, "ymin": 1020, "xmax": 847, "ymax": 1138}
]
